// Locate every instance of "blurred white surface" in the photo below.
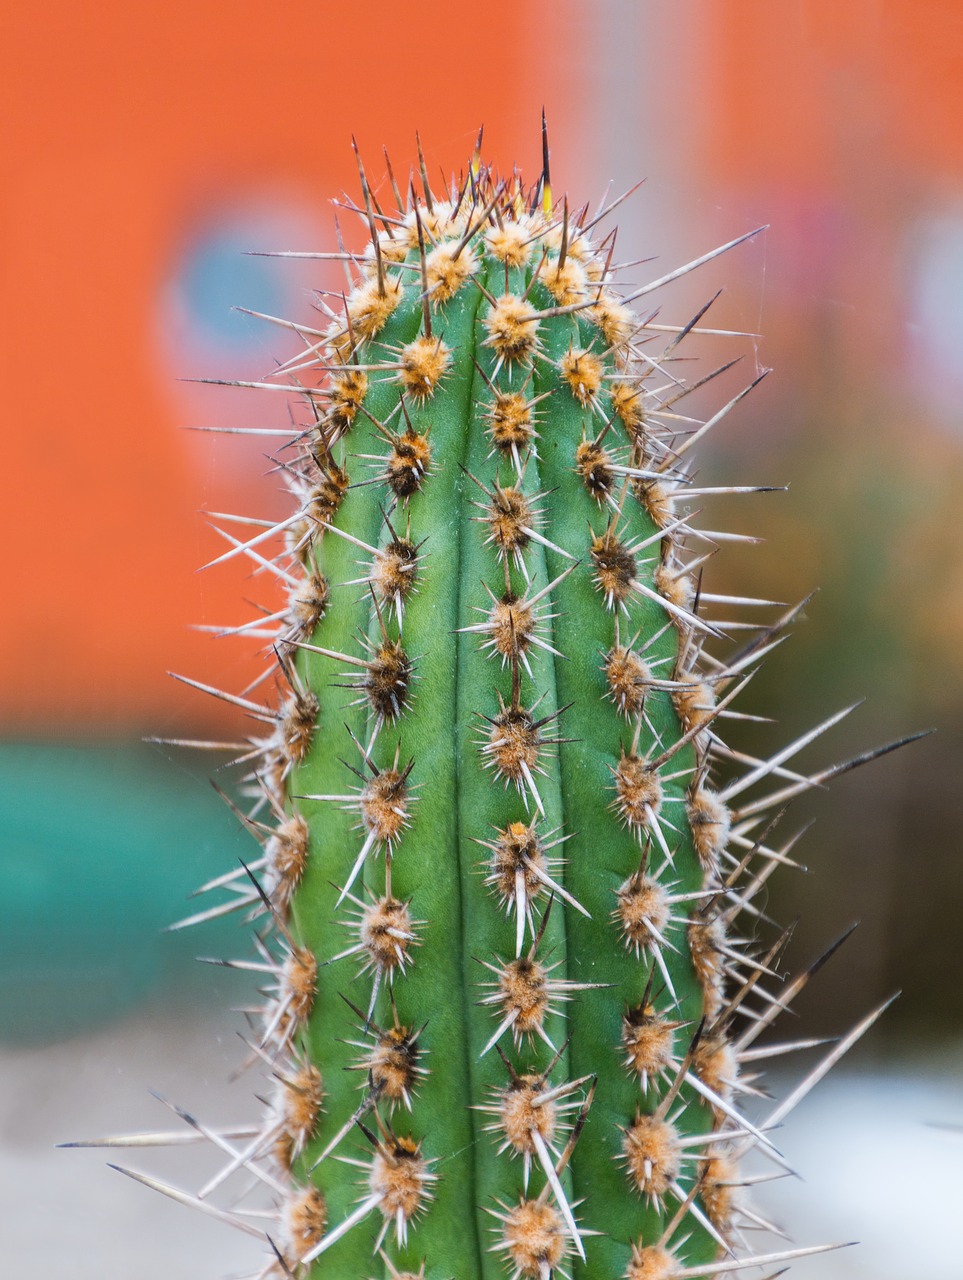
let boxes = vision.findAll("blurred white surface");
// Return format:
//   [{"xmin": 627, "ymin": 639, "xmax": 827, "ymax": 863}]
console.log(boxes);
[
  {"xmin": 0, "ymin": 1009, "xmax": 262, "ymax": 1279},
  {"xmin": 756, "ymin": 1059, "xmax": 963, "ymax": 1278}
]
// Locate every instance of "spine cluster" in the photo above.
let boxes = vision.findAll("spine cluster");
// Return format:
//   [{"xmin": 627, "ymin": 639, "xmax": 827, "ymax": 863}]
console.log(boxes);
[{"xmin": 76, "ymin": 132, "xmax": 913, "ymax": 1280}]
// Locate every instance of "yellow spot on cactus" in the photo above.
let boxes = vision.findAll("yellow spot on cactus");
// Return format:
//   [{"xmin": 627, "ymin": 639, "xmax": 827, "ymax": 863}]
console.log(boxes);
[
  {"xmin": 399, "ymin": 335, "xmax": 450, "ymax": 399},
  {"xmin": 348, "ymin": 274, "xmax": 404, "ymax": 342},
  {"xmin": 485, "ymin": 220, "xmax": 533, "ymax": 268},
  {"xmin": 621, "ymin": 1113, "xmax": 681, "ymax": 1199},
  {"xmin": 610, "ymin": 378, "xmax": 647, "ymax": 441},
  {"xmin": 540, "ymin": 255, "xmax": 587, "ymax": 304},
  {"xmin": 425, "ymin": 241, "xmax": 477, "ymax": 303},
  {"xmin": 592, "ymin": 291, "xmax": 634, "ymax": 348},
  {"xmin": 500, "ymin": 1199, "xmax": 567, "ymax": 1277},
  {"xmin": 625, "ymin": 1243, "xmax": 681, "ymax": 1280},
  {"xmin": 484, "ymin": 294, "xmax": 540, "ymax": 365},
  {"xmin": 559, "ymin": 347, "xmax": 603, "ymax": 405}
]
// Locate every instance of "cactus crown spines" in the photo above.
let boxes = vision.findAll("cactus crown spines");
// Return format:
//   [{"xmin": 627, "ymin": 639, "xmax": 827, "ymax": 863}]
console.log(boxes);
[{"xmin": 76, "ymin": 132, "xmax": 916, "ymax": 1280}]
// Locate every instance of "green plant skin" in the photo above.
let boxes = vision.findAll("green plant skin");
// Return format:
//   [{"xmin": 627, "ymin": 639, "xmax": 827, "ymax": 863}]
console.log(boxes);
[
  {"xmin": 283, "ymin": 208, "xmax": 718, "ymax": 1280},
  {"xmin": 532, "ymin": 305, "xmax": 708, "ymax": 1278}
]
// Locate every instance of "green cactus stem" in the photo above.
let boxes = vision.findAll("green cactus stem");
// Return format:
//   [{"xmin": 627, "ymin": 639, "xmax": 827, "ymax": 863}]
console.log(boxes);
[{"xmin": 68, "ymin": 128, "xmax": 921, "ymax": 1280}]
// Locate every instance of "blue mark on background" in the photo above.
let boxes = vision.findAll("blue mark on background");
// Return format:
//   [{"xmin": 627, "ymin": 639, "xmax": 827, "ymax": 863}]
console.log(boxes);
[{"xmin": 174, "ymin": 220, "xmax": 288, "ymax": 351}]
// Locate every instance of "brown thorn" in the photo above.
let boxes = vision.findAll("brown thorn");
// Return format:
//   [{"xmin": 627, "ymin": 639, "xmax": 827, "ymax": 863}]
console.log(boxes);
[
  {"xmin": 452, "ymin": 182, "xmax": 505, "ymax": 260},
  {"xmin": 351, "ymin": 135, "xmax": 384, "ymax": 296},
  {"xmin": 557, "ymin": 196, "xmax": 569, "ymax": 271},
  {"xmin": 662, "ymin": 288, "xmax": 725, "ymax": 357},
  {"xmin": 415, "ymin": 131, "xmax": 434, "ymax": 214},
  {"xmin": 716, "ymin": 593, "xmax": 817, "ymax": 693},
  {"xmin": 332, "ymin": 214, "xmax": 354, "ymax": 290},
  {"xmin": 540, "ymin": 107, "xmax": 552, "ymax": 214},
  {"xmin": 510, "ymin": 648, "xmax": 522, "ymax": 711},
  {"xmin": 471, "ymin": 124, "xmax": 485, "ymax": 179},
  {"xmin": 541, "ymin": 1076, "xmax": 595, "ymax": 1190},
  {"xmin": 412, "ymin": 197, "xmax": 432, "ymax": 339},
  {"xmin": 494, "ymin": 1042, "xmax": 521, "ymax": 1083},
  {"xmin": 735, "ymin": 924, "xmax": 861, "ymax": 1053},
  {"xmin": 266, "ymin": 1238, "xmax": 297, "ymax": 1279},
  {"xmin": 732, "ymin": 729, "xmax": 933, "ymax": 822},
  {"xmin": 383, "ymin": 146, "xmax": 403, "ymax": 215}
]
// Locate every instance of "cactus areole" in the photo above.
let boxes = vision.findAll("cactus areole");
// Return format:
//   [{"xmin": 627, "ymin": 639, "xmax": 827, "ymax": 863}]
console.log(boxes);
[{"xmin": 125, "ymin": 131, "xmax": 906, "ymax": 1280}]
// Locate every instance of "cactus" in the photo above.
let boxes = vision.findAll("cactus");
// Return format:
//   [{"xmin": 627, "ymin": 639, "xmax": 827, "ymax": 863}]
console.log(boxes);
[{"xmin": 68, "ymin": 127, "xmax": 921, "ymax": 1280}]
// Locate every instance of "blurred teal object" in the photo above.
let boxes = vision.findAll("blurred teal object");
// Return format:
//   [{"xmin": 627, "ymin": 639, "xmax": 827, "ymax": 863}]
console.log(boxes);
[{"xmin": 0, "ymin": 740, "xmax": 252, "ymax": 1045}]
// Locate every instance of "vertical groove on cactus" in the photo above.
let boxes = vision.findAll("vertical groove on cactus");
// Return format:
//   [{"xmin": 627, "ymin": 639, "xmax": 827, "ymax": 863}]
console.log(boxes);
[{"xmin": 63, "ymin": 127, "xmax": 924, "ymax": 1280}]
